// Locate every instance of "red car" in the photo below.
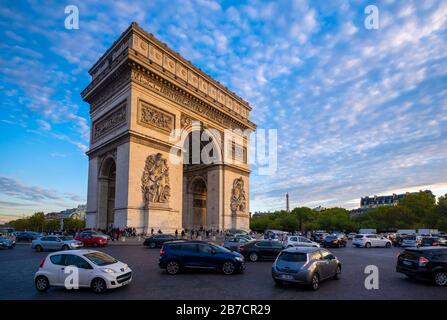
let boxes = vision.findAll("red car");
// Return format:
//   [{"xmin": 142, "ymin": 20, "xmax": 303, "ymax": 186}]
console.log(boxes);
[{"xmin": 74, "ymin": 234, "xmax": 107, "ymax": 247}]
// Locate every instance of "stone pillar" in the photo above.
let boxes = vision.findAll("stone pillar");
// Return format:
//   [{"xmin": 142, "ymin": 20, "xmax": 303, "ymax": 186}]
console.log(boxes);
[{"xmin": 86, "ymin": 157, "xmax": 99, "ymax": 228}]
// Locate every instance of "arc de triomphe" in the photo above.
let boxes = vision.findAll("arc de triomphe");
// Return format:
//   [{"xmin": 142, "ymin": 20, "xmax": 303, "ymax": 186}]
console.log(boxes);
[{"xmin": 81, "ymin": 23, "xmax": 256, "ymax": 234}]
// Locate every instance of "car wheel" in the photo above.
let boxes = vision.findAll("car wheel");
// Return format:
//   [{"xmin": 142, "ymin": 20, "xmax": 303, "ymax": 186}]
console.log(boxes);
[
  {"xmin": 333, "ymin": 265, "xmax": 341, "ymax": 280},
  {"xmin": 62, "ymin": 245, "xmax": 69, "ymax": 250},
  {"xmin": 287, "ymin": 245, "xmax": 293, "ymax": 248},
  {"xmin": 249, "ymin": 252, "xmax": 259, "ymax": 262},
  {"xmin": 166, "ymin": 260, "xmax": 180, "ymax": 275},
  {"xmin": 434, "ymin": 271, "xmax": 447, "ymax": 286},
  {"xmin": 149, "ymin": 242, "xmax": 156, "ymax": 249},
  {"xmin": 222, "ymin": 261, "xmax": 236, "ymax": 275},
  {"xmin": 35, "ymin": 245, "xmax": 43, "ymax": 252},
  {"xmin": 385, "ymin": 242, "xmax": 391, "ymax": 248},
  {"xmin": 35, "ymin": 276, "xmax": 50, "ymax": 292},
  {"xmin": 91, "ymin": 278, "xmax": 107, "ymax": 294},
  {"xmin": 365, "ymin": 242, "xmax": 371, "ymax": 248},
  {"xmin": 308, "ymin": 273, "xmax": 320, "ymax": 291}
]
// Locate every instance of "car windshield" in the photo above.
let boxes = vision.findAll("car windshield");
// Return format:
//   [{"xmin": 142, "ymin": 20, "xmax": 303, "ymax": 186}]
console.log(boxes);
[
  {"xmin": 325, "ymin": 236, "xmax": 337, "ymax": 240},
  {"xmin": 278, "ymin": 252, "xmax": 307, "ymax": 262},
  {"xmin": 405, "ymin": 236, "xmax": 416, "ymax": 240},
  {"xmin": 354, "ymin": 235, "xmax": 364, "ymax": 238},
  {"xmin": 84, "ymin": 252, "xmax": 117, "ymax": 266},
  {"xmin": 58, "ymin": 236, "xmax": 72, "ymax": 241}
]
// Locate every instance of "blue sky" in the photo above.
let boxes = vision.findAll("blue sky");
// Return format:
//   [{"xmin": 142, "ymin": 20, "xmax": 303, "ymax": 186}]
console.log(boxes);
[{"xmin": 1, "ymin": 0, "xmax": 447, "ymax": 218}]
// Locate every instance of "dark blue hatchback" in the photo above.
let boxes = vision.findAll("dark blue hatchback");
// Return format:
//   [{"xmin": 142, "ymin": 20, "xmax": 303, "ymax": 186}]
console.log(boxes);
[{"xmin": 159, "ymin": 240, "xmax": 245, "ymax": 275}]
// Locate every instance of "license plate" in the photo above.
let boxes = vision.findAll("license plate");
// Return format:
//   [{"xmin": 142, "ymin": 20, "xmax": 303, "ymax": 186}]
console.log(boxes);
[
  {"xmin": 280, "ymin": 274, "xmax": 293, "ymax": 280},
  {"xmin": 403, "ymin": 260, "xmax": 412, "ymax": 266}
]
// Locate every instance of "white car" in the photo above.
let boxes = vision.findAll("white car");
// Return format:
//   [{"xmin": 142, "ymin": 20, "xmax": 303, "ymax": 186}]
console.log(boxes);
[
  {"xmin": 35, "ymin": 249, "xmax": 132, "ymax": 293},
  {"xmin": 284, "ymin": 235, "xmax": 320, "ymax": 248},
  {"xmin": 352, "ymin": 234, "xmax": 392, "ymax": 248}
]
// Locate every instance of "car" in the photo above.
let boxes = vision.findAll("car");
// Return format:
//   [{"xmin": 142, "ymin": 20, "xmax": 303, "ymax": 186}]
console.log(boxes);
[
  {"xmin": 284, "ymin": 235, "xmax": 320, "ymax": 248},
  {"xmin": 420, "ymin": 237, "xmax": 447, "ymax": 247},
  {"xmin": 0, "ymin": 237, "xmax": 15, "ymax": 249},
  {"xmin": 143, "ymin": 234, "xmax": 176, "ymax": 248},
  {"xmin": 239, "ymin": 240, "xmax": 284, "ymax": 262},
  {"xmin": 234, "ymin": 234, "xmax": 255, "ymax": 241},
  {"xmin": 158, "ymin": 240, "xmax": 245, "ymax": 275},
  {"xmin": 396, "ymin": 247, "xmax": 447, "ymax": 286},
  {"xmin": 225, "ymin": 229, "xmax": 248, "ymax": 237},
  {"xmin": 401, "ymin": 235, "xmax": 421, "ymax": 247},
  {"xmin": 352, "ymin": 234, "xmax": 392, "ymax": 248},
  {"xmin": 75, "ymin": 233, "xmax": 107, "ymax": 247},
  {"xmin": 223, "ymin": 237, "xmax": 252, "ymax": 251},
  {"xmin": 31, "ymin": 236, "xmax": 83, "ymax": 252},
  {"xmin": 347, "ymin": 233, "xmax": 357, "ymax": 240},
  {"xmin": 323, "ymin": 235, "xmax": 347, "ymax": 248},
  {"xmin": 15, "ymin": 231, "xmax": 42, "ymax": 242},
  {"xmin": 80, "ymin": 230, "xmax": 111, "ymax": 240},
  {"xmin": 271, "ymin": 247, "xmax": 341, "ymax": 291},
  {"xmin": 311, "ymin": 232, "xmax": 328, "ymax": 243},
  {"xmin": 34, "ymin": 249, "xmax": 132, "ymax": 293}
]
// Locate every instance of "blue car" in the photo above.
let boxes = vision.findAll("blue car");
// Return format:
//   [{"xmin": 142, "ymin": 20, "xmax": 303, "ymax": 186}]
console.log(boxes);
[{"xmin": 159, "ymin": 240, "xmax": 245, "ymax": 275}]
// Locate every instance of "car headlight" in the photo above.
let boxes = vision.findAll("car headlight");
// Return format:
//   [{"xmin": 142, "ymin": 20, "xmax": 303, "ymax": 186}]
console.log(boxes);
[
  {"xmin": 101, "ymin": 268, "xmax": 116, "ymax": 274},
  {"xmin": 235, "ymin": 256, "xmax": 243, "ymax": 262}
]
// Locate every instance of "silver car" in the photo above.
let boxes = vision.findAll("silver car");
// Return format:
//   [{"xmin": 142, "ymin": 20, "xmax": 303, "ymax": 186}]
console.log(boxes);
[
  {"xmin": 31, "ymin": 236, "xmax": 83, "ymax": 252},
  {"xmin": 271, "ymin": 247, "xmax": 341, "ymax": 290},
  {"xmin": 224, "ymin": 237, "xmax": 252, "ymax": 251}
]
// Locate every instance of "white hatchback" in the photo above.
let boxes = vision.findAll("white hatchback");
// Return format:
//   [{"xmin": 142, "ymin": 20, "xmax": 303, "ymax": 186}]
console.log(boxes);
[
  {"xmin": 34, "ymin": 249, "xmax": 132, "ymax": 293},
  {"xmin": 352, "ymin": 234, "xmax": 392, "ymax": 248},
  {"xmin": 284, "ymin": 235, "xmax": 320, "ymax": 248}
]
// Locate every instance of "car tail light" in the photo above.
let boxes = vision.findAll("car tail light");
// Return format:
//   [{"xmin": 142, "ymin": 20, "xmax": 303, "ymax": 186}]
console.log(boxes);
[
  {"xmin": 239, "ymin": 246, "xmax": 245, "ymax": 251},
  {"xmin": 160, "ymin": 248, "xmax": 166, "ymax": 255},
  {"xmin": 39, "ymin": 257, "xmax": 46, "ymax": 268},
  {"xmin": 418, "ymin": 256, "xmax": 429, "ymax": 266},
  {"xmin": 432, "ymin": 242, "xmax": 438, "ymax": 246}
]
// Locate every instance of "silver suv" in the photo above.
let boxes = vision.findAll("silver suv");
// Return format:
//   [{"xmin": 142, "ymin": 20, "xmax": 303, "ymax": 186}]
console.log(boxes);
[
  {"xmin": 31, "ymin": 236, "xmax": 83, "ymax": 252},
  {"xmin": 271, "ymin": 247, "xmax": 341, "ymax": 290}
]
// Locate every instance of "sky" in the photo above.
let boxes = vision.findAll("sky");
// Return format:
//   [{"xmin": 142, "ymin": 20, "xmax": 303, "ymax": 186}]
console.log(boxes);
[{"xmin": 0, "ymin": 0, "xmax": 447, "ymax": 218}]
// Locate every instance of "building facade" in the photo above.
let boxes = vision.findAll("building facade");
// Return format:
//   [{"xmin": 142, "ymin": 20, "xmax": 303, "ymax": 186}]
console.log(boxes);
[{"xmin": 81, "ymin": 23, "xmax": 256, "ymax": 234}]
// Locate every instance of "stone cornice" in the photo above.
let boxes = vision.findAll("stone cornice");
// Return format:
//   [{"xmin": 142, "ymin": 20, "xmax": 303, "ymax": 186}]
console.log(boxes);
[
  {"xmin": 87, "ymin": 22, "xmax": 252, "ymax": 112},
  {"xmin": 130, "ymin": 62, "xmax": 255, "ymax": 131}
]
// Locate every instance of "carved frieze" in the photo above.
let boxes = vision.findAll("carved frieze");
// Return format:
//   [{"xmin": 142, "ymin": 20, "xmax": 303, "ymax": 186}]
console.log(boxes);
[
  {"xmin": 141, "ymin": 153, "xmax": 170, "ymax": 207},
  {"xmin": 230, "ymin": 177, "xmax": 247, "ymax": 214},
  {"xmin": 131, "ymin": 68, "xmax": 253, "ymax": 130},
  {"xmin": 138, "ymin": 101, "xmax": 174, "ymax": 134},
  {"xmin": 92, "ymin": 103, "xmax": 127, "ymax": 142}
]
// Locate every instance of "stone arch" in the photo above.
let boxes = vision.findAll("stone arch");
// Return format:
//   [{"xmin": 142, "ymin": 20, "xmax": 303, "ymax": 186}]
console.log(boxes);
[
  {"xmin": 180, "ymin": 121, "xmax": 223, "ymax": 165},
  {"xmin": 97, "ymin": 155, "xmax": 116, "ymax": 230}
]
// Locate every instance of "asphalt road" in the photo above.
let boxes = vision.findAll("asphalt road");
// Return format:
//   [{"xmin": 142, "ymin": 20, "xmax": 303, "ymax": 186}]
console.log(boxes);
[{"xmin": 1, "ymin": 242, "xmax": 446, "ymax": 300}]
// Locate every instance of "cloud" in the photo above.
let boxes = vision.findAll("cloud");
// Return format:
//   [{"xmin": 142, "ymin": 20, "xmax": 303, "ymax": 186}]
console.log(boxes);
[
  {"xmin": 1, "ymin": 0, "xmax": 446, "ymax": 214},
  {"xmin": 0, "ymin": 176, "xmax": 85, "ymax": 206}
]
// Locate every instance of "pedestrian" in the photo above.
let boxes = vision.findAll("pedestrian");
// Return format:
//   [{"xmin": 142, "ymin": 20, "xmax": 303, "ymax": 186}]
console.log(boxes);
[
  {"xmin": 175, "ymin": 229, "xmax": 178, "ymax": 239},
  {"xmin": 151, "ymin": 228, "xmax": 154, "ymax": 235}
]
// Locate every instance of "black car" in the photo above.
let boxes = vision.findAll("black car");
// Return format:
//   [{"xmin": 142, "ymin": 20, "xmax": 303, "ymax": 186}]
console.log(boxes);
[
  {"xmin": 323, "ymin": 235, "xmax": 347, "ymax": 248},
  {"xmin": 239, "ymin": 240, "xmax": 284, "ymax": 262},
  {"xmin": 0, "ymin": 237, "xmax": 15, "ymax": 249},
  {"xmin": 159, "ymin": 240, "xmax": 245, "ymax": 275},
  {"xmin": 396, "ymin": 247, "xmax": 447, "ymax": 286},
  {"xmin": 144, "ymin": 234, "xmax": 176, "ymax": 248},
  {"xmin": 420, "ymin": 237, "xmax": 447, "ymax": 247},
  {"xmin": 15, "ymin": 232, "xmax": 41, "ymax": 242}
]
